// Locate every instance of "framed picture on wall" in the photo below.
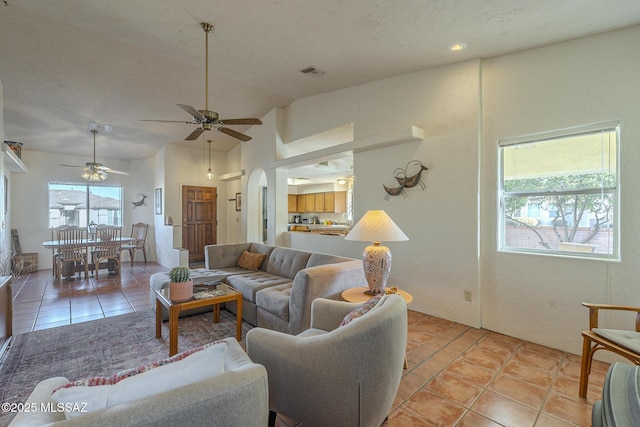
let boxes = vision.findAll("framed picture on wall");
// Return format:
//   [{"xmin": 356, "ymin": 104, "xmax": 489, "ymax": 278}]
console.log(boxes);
[
  {"xmin": 235, "ymin": 193, "xmax": 241, "ymax": 211},
  {"xmin": 155, "ymin": 188, "xmax": 162, "ymax": 215}
]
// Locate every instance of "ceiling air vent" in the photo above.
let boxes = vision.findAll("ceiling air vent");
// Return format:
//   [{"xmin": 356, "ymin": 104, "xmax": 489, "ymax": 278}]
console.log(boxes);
[{"xmin": 299, "ymin": 66, "xmax": 326, "ymax": 78}]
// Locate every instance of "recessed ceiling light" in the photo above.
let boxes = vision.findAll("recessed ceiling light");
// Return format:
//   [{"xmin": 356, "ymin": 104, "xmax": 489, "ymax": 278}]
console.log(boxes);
[{"xmin": 447, "ymin": 42, "xmax": 468, "ymax": 52}]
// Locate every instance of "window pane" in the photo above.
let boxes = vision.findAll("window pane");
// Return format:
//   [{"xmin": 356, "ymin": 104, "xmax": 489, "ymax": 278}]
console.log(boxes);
[
  {"xmin": 89, "ymin": 186, "xmax": 123, "ymax": 226},
  {"xmin": 49, "ymin": 183, "xmax": 123, "ymax": 229},
  {"xmin": 502, "ymin": 130, "xmax": 617, "ymax": 193},
  {"xmin": 499, "ymin": 124, "xmax": 618, "ymax": 258}
]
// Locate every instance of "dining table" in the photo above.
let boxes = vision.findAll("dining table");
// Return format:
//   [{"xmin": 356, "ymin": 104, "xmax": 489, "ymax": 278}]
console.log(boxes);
[{"xmin": 42, "ymin": 237, "xmax": 135, "ymax": 277}]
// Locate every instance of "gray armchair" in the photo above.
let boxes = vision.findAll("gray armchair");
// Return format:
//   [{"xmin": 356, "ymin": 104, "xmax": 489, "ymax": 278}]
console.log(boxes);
[
  {"xmin": 592, "ymin": 362, "xmax": 640, "ymax": 427},
  {"xmin": 246, "ymin": 294, "xmax": 407, "ymax": 427}
]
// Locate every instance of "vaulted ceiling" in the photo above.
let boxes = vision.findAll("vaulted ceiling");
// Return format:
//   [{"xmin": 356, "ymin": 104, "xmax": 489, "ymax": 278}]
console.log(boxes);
[{"xmin": 1, "ymin": 0, "xmax": 639, "ymax": 161}]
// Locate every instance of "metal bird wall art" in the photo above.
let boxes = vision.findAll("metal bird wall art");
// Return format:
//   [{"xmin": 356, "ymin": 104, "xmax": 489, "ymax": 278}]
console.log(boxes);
[
  {"xmin": 395, "ymin": 160, "xmax": 428, "ymax": 189},
  {"xmin": 131, "ymin": 193, "xmax": 147, "ymax": 208},
  {"xmin": 383, "ymin": 160, "xmax": 428, "ymax": 200}
]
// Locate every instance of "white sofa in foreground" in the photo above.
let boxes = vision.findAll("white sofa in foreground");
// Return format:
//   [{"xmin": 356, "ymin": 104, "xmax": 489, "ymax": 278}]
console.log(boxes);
[{"xmin": 8, "ymin": 338, "xmax": 268, "ymax": 427}]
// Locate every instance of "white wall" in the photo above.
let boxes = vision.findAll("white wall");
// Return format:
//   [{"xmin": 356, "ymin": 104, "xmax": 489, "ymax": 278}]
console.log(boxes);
[
  {"xmin": 0, "ymin": 79, "xmax": 8, "ymax": 259},
  {"xmin": 225, "ymin": 145, "xmax": 243, "ymax": 244},
  {"xmin": 246, "ymin": 60, "xmax": 483, "ymax": 327},
  {"xmin": 480, "ymin": 25, "xmax": 640, "ymax": 356}
]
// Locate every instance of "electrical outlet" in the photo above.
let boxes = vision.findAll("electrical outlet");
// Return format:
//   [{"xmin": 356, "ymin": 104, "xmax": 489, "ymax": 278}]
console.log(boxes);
[{"xmin": 464, "ymin": 290, "xmax": 472, "ymax": 302}]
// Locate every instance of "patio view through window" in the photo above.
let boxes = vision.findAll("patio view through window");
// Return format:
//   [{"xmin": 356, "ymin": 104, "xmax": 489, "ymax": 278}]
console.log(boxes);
[
  {"xmin": 49, "ymin": 183, "xmax": 123, "ymax": 228},
  {"xmin": 499, "ymin": 122, "xmax": 619, "ymax": 258}
]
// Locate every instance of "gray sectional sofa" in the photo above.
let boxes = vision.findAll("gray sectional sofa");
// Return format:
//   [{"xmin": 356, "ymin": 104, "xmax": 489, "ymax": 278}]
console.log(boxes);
[{"xmin": 150, "ymin": 243, "xmax": 367, "ymax": 335}]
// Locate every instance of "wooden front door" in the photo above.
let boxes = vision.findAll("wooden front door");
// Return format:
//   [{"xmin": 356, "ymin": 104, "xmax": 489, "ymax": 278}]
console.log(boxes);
[{"xmin": 182, "ymin": 186, "xmax": 217, "ymax": 263}]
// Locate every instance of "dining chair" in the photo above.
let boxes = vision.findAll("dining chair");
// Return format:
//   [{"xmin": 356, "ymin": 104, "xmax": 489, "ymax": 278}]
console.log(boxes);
[
  {"xmin": 50, "ymin": 225, "xmax": 69, "ymax": 277},
  {"xmin": 122, "ymin": 223, "xmax": 148, "ymax": 265},
  {"xmin": 579, "ymin": 302, "xmax": 640, "ymax": 398},
  {"xmin": 55, "ymin": 226, "xmax": 88, "ymax": 281},
  {"xmin": 92, "ymin": 226, "xmax": 122, "ymax": 278}
]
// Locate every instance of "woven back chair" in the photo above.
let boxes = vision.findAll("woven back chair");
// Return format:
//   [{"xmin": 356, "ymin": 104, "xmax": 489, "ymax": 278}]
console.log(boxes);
[
  {"xmin": 122, "ymin": 223, "xmax": 148, "ymax": 265},
  {"xmin": 56, "ymin": 226, "xmax": 88, "ymax": 281},
  {"xmin": 50, "ymin": 225, "xmax": 70, "ymax": 277},
  {"xmin": 93, "ymin": 226, "xmax": 122, "ymax": 278}
]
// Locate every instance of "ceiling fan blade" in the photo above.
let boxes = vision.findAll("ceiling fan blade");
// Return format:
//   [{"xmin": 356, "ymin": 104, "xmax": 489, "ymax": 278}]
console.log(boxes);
[
  {"xmin": 102, "ymin": 168, "xmax": 130, "ymax": 175},
  {"xmin": 220, "ymin": 118, "xmax": 263, "ymax": 126},
  {"xmin": 139, "ymin": 119, "xmax": 198, "ymax": 124},
  {"xmin": 219, "ymin": 127, "xmax": 252, "ymax": 142},
  {"xmin": 59, "ymin": 164, "xmax": 84, "ymax": 168},
  {"xmin": 186, "ymin": 128, "xmax": 205, "ymax": 140},
  {"xmin": 177, "ymin": 104, "xmax": 207, "ymax": 122}
]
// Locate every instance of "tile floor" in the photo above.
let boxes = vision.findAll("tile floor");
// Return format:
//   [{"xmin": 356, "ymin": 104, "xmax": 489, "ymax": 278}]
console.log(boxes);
[{"xmin": 9, "ymin": 264, "xmax": 608, "ymax": 426}]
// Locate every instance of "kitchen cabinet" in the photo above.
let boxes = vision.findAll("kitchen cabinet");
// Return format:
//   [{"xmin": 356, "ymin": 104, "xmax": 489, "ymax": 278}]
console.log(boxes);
[
  {"xmin": 333, "ymin": 191, "xmax": 347, "ymax": 214},
  {"xmin": 297, "ymin": 194, "xmax": 315, "ymax": 213},
  {"xmin": 290, "ymin": 191, "xmax": 347, "ymax": 213},
  {"xmin": 288, "ymin": 194, "xmax": 298, "ymax": 213},
  {"xmin": 314, "ymin": 193, "xmax": 326, "ymax": 212}
]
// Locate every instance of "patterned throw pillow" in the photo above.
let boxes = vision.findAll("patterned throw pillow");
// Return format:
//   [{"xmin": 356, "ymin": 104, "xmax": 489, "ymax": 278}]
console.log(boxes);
[
  {"xmin": 51, "ymin": 340, "xmax": 227, "ymax": 418},
  {"xmin": 339, "ymin": 293, "xmax": 386, "ymax": 327},
  {"xmin": 237, "ymin": 251, "xmax": 267, "ymax": 271}
]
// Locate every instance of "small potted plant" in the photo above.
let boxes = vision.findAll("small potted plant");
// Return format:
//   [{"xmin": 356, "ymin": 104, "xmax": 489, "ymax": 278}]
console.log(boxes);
[{"xmin": 168, "ymin": 266, "xmax": 193, "ymax": 302}]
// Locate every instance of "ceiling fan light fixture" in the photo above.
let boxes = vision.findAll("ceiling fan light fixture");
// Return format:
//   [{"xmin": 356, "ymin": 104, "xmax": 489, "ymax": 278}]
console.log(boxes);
[{"xmin": 82, "ymin": 169, "xmax": 107, "ymax": 182}]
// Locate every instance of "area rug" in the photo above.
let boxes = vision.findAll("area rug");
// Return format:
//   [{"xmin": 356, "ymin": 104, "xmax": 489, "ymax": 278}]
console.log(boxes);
[{"xmin": 0, "ymin": 309, "xmax": 253, "ymax": 426}]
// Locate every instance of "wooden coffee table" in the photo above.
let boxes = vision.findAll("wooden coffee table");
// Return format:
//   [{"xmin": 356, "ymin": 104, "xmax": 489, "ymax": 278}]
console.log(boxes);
[{"xmin": 155, "ymin": 282, "xmax": 243, "ymax": 356}]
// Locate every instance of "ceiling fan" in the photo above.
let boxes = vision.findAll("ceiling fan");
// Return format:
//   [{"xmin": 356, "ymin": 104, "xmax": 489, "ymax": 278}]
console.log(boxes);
[
  {"xmin": 60, "ymin": 127, "xmax": 130, "ymax": 181},
  {"xmin": 140, "ymin": 22, "xmax": 262, "ymax": 142}
]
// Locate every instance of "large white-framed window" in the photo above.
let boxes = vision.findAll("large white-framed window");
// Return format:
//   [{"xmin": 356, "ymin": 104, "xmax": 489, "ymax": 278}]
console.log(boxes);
[
  {"xmin": 498, "ymin": 121, "xmax": 619, "ymax": 259},
  {"xmin": 49, "ymin": 183, "xmax": 123, "ymax": 228}
]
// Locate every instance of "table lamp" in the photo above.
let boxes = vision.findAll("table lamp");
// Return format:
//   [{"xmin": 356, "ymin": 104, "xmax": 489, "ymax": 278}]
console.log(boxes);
[{"xmin": 344, "ymin": 210, "xmax": 408, "ymax": 295}]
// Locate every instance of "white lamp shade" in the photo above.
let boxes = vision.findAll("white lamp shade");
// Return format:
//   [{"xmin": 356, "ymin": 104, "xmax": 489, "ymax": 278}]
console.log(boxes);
[{"xmin": 344, "ymin": 210, "xmax": 408, "ymax": 243}]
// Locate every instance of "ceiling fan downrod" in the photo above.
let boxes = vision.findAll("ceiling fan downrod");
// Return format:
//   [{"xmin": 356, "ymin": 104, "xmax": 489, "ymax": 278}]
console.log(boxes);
[
  {"xmin": 91, "ymin": 129, "xmax": 98, "ymax": 163},
  {"xmin": 201, "ymin": 22, "xmax": 214, "ymax": 113}
]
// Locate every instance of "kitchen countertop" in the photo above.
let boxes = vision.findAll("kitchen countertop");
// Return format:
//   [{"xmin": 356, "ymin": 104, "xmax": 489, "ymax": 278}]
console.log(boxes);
[{"xmin": 288, "ymin": 224, "xmax": 350, "ymax": 236}]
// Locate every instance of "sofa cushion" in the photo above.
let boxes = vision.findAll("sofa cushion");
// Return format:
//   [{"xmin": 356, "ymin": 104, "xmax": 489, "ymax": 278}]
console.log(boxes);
[
  {"xmin": 593, "ymin": 328, "xmax": 640, "ymax": 353},
  {"xmin": 237, "ymin": 251, "xmax": 267, "ymax": 271},
  {"xmin": 193, "ymin": 267, "xmax": 249, "ymax": 278},
  {"xmin": 339, "ymin": 294, "xmax": 386, "ymax": 327},
  {"xmin": 205, "ymin": 243, "xmax": 252, "ymax": 268},
  {"xmin": 226, "ymin": 272, "xmax": 292, "ymax": 303},
  {"xmin": 51, "ymin": 340, "xmax": 227, "ymax": 418},
  {"xmin": 249, "ymin": 243, "xmax": 275, "ymax": 270},
  {"xmin": 266, "ymin": 247, "xmax": 312, "ymax": 279},
  {"xmin": 306, "ymin": 253, "xmax": 353, "ymax": 268},
  {"xmin": 256, "ymin": 284, "xmax": 292, "ymax": 321}
]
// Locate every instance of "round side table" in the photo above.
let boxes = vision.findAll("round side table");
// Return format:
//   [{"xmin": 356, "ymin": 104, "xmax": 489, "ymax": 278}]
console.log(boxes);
[{"xmin": 341, "ymin": 286, "xmax": 413, "ymax": 304}]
